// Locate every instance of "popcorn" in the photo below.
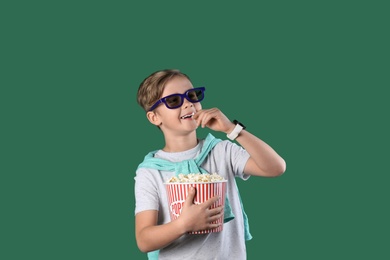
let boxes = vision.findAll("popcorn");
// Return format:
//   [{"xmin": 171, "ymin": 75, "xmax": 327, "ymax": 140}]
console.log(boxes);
[{"xmin": 167, "ymin": 173, "xmax": 225, "ymax": 183}]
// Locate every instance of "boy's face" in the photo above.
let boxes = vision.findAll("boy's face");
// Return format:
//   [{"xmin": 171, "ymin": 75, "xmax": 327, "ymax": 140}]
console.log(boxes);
[{"xmin": 147, "ymin": 76, "xmax": 202, "ymax": 135}]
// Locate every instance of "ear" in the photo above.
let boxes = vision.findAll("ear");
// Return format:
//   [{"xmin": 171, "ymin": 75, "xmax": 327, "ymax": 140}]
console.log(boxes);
[{"xmin": 146, "ymin": 111, "xmax": 162, "ymax": 126}]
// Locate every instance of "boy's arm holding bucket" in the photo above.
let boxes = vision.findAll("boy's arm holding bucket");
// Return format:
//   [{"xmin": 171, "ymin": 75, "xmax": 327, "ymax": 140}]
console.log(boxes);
[{"xmin": 135, "ymin": 187, "xmax": 223, "ymax": 253}]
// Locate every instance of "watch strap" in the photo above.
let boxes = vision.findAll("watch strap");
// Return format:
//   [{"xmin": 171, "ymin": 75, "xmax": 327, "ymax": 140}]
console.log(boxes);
[{"xmin": 227, "ymin": 120, "xmax": 245, "ymax": 140}]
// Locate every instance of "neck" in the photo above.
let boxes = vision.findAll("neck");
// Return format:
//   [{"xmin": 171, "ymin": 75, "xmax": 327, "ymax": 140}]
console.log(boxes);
[{"xmin": 162, "ymin": 131, "xmax": 198, "ymax": 152}]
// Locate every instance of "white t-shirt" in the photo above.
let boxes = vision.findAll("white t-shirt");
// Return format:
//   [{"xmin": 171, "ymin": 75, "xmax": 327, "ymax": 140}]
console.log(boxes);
[{"xmin": 135, "ymin": 138, "xmax": 251, "ymax": 260}]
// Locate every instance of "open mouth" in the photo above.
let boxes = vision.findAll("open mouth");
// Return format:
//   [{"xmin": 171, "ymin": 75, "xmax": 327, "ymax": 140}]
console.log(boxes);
[{"xmin": 180, "ymin": 112, "xmax": 195, "ymax": 119}]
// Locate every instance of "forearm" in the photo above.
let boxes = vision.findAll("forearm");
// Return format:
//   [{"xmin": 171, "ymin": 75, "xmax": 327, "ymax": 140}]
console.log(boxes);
[
  {"xmin": 136, "ymin": 188, "xmax": 222, "ymax": 253},
  {"xmin": 235, "ymin": 130, "xmax": 286, "ymax": 176},
  {"xmin": 136, "ymin": 219, "xmax": 186, "ymax": 253}
]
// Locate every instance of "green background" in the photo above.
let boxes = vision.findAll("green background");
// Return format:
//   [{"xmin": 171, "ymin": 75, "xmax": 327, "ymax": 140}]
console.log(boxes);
[{"xmin": 2, "ymin": 1, "xmax": 389, "ymax": 259}]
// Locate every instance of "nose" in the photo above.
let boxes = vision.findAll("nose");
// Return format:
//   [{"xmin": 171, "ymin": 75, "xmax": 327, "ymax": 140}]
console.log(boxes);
[{"xmin": 182, "ymin": 98, "xmax": 193, "ymax": 109}]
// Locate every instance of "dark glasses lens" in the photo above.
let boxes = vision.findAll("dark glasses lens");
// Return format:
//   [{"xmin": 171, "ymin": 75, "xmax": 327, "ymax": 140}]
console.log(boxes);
[
  {"xmin": 164, "ymin": 95, "xmax": 182, "ymax": 108},
  {"xmin": 163, "ymin": 88, "xmax": 205, "ymax": 109},
  {"xmin": 187, "ymin": 88, "xmax": 204, "ymax": 102},
  {"xmin": 149, "ymin": 87, "xmax": 205, "ymax": 111}
]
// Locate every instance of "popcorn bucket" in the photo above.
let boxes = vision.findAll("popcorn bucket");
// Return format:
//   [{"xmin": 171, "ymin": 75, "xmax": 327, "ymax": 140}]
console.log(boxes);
[{"xmin": 165, "ymin": 181, "xmax": 227, "ymax": 234}]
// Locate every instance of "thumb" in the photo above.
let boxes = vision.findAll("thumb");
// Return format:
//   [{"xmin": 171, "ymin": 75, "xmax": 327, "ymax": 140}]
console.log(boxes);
[{"xmin": 184, "ymin": 186, "xmax": 196, "ymax": 206}]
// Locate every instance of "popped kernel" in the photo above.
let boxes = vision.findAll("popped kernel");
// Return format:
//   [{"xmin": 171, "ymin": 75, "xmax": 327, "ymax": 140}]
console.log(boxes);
[{"xmin": 167, "ymin": 173, "xmax": 225, "ymax": 183}]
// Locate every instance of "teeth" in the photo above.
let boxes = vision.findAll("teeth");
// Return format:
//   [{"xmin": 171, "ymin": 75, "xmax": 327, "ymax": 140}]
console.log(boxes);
[{"xmin": 181, "ymin": 112, "xmax": 194, "ymax": 119}]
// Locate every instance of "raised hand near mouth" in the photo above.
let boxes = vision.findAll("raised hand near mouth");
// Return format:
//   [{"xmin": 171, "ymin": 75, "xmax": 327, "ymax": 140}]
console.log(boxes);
[{"xmin": 193, "ymin": 108, "xmax": 235, "ymax": 134}]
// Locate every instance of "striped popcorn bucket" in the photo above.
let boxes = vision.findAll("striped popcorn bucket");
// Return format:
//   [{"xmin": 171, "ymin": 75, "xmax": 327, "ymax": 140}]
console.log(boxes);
[{"xmin": 165, "ymin": 181, "xmax": 227, "ymax": 234}]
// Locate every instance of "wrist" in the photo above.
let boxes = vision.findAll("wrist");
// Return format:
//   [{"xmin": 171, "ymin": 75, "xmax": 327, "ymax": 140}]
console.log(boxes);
[
  {"xmin": 226, "ymin": 120, "xmax": 246, "ymax": 140},
  {"xmin": 174, "ymin": 217, "xmax": 190, "ymax": 234},
  {"xmin": 225, "ymin": 123, "xmax": 236, "ymax": 135}
]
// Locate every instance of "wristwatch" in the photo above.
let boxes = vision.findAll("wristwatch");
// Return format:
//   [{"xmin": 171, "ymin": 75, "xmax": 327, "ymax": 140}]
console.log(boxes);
[{"xmin": 227, "ymin": 120, "xmax": 246, "ymax": 140}]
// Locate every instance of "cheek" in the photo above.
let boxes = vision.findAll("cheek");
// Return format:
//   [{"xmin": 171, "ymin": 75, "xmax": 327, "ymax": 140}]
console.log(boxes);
[
  {"xmin": 195, "ymin": 103, "xmax": 202, "ymax": 110},
  {"xmin": 156, "ymin": 108, "xmax": 178, "ymax": 122},
  {"xmin": 165, "ymin": 110, "xmax": 181, "ymax": 120}
]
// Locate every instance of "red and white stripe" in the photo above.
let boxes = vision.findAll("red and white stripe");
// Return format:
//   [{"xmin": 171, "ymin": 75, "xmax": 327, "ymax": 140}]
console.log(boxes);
[{"xmin": 165, "ymin": 181, "xmax": 227, "ymax": 234}]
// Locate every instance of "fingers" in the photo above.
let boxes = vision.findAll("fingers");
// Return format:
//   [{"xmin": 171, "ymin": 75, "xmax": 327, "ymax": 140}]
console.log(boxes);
[
  {"xmin": 194, "ymin": 108, "xmax": 217, "ymax": 128},
  {"xmin": 202, "ymin": 194, "xmax": 221, "ymax": 208},
  {"xmin": 204, "ymin": 206, "xmax": 224, "ymax": 229},
  {"xmin": 180, "ymin": 192, "xmax": 224, "ymax": 232},
  {"xmin": 207, "ymin": 206, "xmax": 224, "ymax": 221},
  {"xmin": 184, "ymin": 186, "xmax": 196, "ymax": 207},
  {"xmin": 194, "ymin": 108, "xmax": 233, "ymax": 132}
]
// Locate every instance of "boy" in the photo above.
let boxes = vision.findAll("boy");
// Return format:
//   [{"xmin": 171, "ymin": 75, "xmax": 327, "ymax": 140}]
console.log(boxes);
[{"xmin": 135, "ymin": 69, "xmax": 286, "ymax": 259}]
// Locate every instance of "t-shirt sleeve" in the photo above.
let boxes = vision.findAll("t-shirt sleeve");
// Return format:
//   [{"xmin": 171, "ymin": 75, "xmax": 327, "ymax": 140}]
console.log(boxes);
[
  {"xmin": 221, "ymin": 140, "xmax": 251, "ymax": 180},
  {"xmin": 134, "ymin": 167, "xmax": 160, "ymax": 215}
]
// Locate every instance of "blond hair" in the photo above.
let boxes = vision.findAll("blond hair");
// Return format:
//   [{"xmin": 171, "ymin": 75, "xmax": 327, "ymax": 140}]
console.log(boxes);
[{"xmin": 137, "ymin": 69, "xmax": 191, "ymax": 112}]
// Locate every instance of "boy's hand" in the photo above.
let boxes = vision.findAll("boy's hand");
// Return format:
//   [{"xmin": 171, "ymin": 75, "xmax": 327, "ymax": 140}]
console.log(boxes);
[
  {"xmin": 178, "ymin": 186, "xmax": 224, "ymax": 233},
  {"xmin": 193, "ymin": 108, "xmax": 235, "ymax": 134}
]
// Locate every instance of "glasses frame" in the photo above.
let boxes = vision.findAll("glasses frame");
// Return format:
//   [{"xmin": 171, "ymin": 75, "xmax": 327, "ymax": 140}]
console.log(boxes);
[{"xmin": 148, "ymin": 87, "xmax": 206, "ymax": 111}]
